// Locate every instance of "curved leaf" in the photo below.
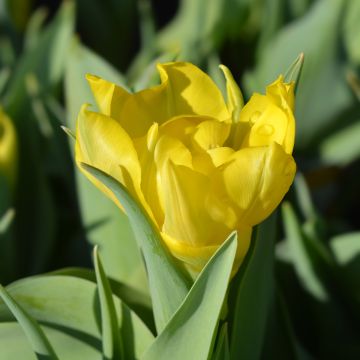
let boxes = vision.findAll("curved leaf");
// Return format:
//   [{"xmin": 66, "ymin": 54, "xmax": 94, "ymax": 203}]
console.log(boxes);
[
  {"xmin": 143, "ymin": 232, "xmax": 237, "ymax": 360},
  {"xmin": 81, "ymin": 163, "xmax": 191, "ymax": 333},
  {"xmin": 0, "ymin": 284, "xmax": 58, "ymax": 359}
]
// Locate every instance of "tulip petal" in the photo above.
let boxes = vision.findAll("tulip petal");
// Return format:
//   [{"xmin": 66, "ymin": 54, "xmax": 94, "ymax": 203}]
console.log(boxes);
[
  {"xmin": 161, "ymin": 162, "xmax": 231, "ymax": 247},
  {"xmin": 158, "ymin": 62, "xmax": 230, "ymax": 122},
  {"xmin": 266, "ymin": 75, "xmax": 295, "ymax": 111},
  {"xmin": 219, "ymin": 64, "xmax": 244, "ymax": 122},
  {"xmin": 133, "ymin": 123, "xmax": 164, "ymax": 226},
  {"xmin": 207, "ymin": 147, "xmax": 235, "ymax": 167},
  {"xmin": 233, "ymin": 76, "xmax": 295, "ymax": 154},
  {"xmin": 234, "ymin": 93, "xmax": 295, "ymax": 154},
  {"xmin": 86, "ymin": 74, "xmax": 130, "ymax": 117},
  {"xmin": 220, "ymin": 142, "xmax": 296, "ymax": 226},
  {"xmin": 191, "ymin": 120, "xmax": 230, "ymax": 151},
  {"xmin": 75, "ymin": 105, "xmax": 143, "ymax": 209},
  {"xmin": 161, "ymin": 227, "xmax": 252, "ymax": 277}
]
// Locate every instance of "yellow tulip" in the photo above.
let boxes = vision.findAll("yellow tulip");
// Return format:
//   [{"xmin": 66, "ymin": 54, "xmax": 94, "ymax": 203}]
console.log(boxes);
[
  {"xmin": 75, "ymin": 62, "xmax": 296, "ymax": 277},
  {"xmin": 0, "ymin": 108, "xmax": 17, "ymax": 189}
]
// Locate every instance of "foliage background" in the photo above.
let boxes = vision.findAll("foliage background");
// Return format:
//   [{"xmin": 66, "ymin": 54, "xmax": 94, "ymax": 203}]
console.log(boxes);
[{"xmin": 0, "ymin": 0, "xmax": 359, "ymax": 359}]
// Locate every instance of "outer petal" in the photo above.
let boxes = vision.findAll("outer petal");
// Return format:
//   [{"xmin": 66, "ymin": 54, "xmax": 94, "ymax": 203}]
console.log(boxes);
[
  {"xmin": 158, "ymin": 62, "xmax": 230, "ymax": 122},
  {"xmin": 75, "ymin": 105, "xmax": 145, "ymax": 211},
  {"xmin": 162, "ymin": 227, "xmax": 252, "ymax": 278},
  {"xmin": 219, "ymin": 64, "xmax": 244, "ymax": 122},
  {"xmin": 88, "ymin": 62, "xmax": 230, "ymax": 138},
  {"xmin": 160, "ymin": 162, "xmax": 231, "ymax": 247},
  {"xmin": 86, "ymin": 74, "xmax": 130, "ymax": 117},
  {"xmin": 233, "ymin": 76, "xmax": 295, "ymax": 154},
  {"xmin": 220, "ymin": 142, "xmax": 296, "ymax": 226},
  {"xmin": 266, "ymin": 75, "xmax": 295, "ymax": 111}
]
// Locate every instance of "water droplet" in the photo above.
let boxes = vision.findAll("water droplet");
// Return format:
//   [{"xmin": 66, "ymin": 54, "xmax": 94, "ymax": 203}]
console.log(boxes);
[
  {"xmin": 257, "ymin": 124, "xmax": 274, "ymax": 136},
  {"xmin": 249, "ymin": 111, "xmax": 261, "ymax": 125}
]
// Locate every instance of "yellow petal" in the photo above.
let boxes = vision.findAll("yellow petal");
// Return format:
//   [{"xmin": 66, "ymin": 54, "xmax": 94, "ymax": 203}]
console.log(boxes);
[
  {"xmin": 162, "ymin": 227, "xmax": 252, "ymax": 278},
  {"xmin": 219, "ymin": 64, "xmax": 244, "ymax": 122},
  {"xmin": 191, "ymin": 119, "xmax": 230, "ymax": 151},
  {"xmin": 266, "ymin": 75, "xmax": 295, "ymax": 111},
  {"xmin": 220, "ymin": 142, "xmax": 296, "ymax": 226},
  {"xmin": 75, "ymin": 105, "xmax": 144, "ymax": 210},
  {"xmin": 207, "ymin": 147, "xmax": 235, "ymax": 167},
  {"xmin": 158, "ymin": 62, "xmax": 230, "ymax": 121},
  {"xmin": 133, "ymin": 123, "xmax": 164, "ymax": 226},
  {"xmin": 233, "ymin": 93, "xmax": 295, "ymax": 154},
  {"xmin": 86, "ymin": 74, "xmax": 130, "ymax": 117},
  {"xmin": 161, "ymin": 162, "xmax": 230, "ymax": 247},
  {"xmin": 87, "ymin": 62, "xmax": 230, "ymax": 138}
]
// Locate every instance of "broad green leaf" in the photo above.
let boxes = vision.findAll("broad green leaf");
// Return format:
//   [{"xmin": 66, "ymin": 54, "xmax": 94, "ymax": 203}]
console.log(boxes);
[
  {"xmin": 244, "ymin": 0, "xmax": 353, "ymax": 149},
  {"xmin": 282, "ymin": 203, "xmax": 328, "ymax": 301},
  {"xmin": 0, "ymin": 275, "xmax": 154, "ymax": 359},
  {"xmin": 64, "ymin": 40, "xmax": 147, "ymax": 291},
  {"xmin": 93, "ymin": 247, "xmax": 123, "ymax": 360},
  {"xmin": 0, "ymin": 284, "xmax": 58, "ymax": 359},
  {"xmin": 0, "ymin": 323, "xmax": 100, "ymax": 360},
  {"xmin": 229, "ymin": 214, "xmax": 276, "ymax": 360},
  {"xmin": 320, "ymin": 120, "xmax": 360, "ymax": 166},
  {"xmin": 143, "ymin": 232, "xmax": 237, "ymax": 360},
  {"xmin": 49, "ymin": 267, "xmax": 154, "ymax": 332},
  {"xmin": 82, "ymin": 164, "xmax": 190, "ymax": 332},
  {"xmin": 330, "ymin": 232, "xmax": 360, "ymax": 266}
]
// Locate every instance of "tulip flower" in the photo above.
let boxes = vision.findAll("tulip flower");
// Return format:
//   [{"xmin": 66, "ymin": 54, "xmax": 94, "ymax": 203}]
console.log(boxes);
[
  {"xmin": 0, "ymin": 108, "xmax": 17, "ymax": 189},
  {"xmin": 75, "ymin": 62, "xmax": 296, "ymax": 276}
]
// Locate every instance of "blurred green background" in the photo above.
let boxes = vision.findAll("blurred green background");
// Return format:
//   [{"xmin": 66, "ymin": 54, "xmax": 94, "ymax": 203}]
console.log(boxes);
[{"xmin": 0, "ymin": 0, "xmax": 359, "ymax": 358}]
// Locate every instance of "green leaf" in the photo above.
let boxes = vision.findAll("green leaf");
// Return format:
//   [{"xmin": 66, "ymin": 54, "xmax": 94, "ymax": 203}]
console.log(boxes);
[
  {"xmin": 0, "ymin": 323, "xmax": 99, "ymax": 360},
  {"xmin": 0, "ymin": 284, "xmax": 58, "ymax": 359},
  {"xmin": 330, "ymin": 232, "xmax": 360, "ymax": 266},
  {"xmin": 229, "ymin": 214, "xmax": 276, "ymax": 360},
  {"xmin": 64, "ymin": 40, "xmax": 147, "ymax": 291},
  {"xmin": 212, "ymin": 323, "xmax": 230, "ymax": 360},
  {"xmin": 282, "ymin": 203, "xmax": 328, "ymax": 301},
  {"xmin": 143, "ymin": 232, "xmax": 237, "ymax": 360},
  {"xmin": 0, "ymin": 275, "xmax": 154, "ymax": 359},
  {"xmin": 81, "ymin": 164, "xmax": 190, "ymax": 332},
  {"xmin": 49, "ymin": 267, "xmax": 154, "ymax": 332},
  {"xmin": 93, "ymin": 247, "xmax": 123, "ymax": 360},
  {"xmin": 343, "ymin": 0, "xmax": 360, "ymax": 65},
  {"xmin": 284, "ymin": 52, "xmax": 305, "ymax": 93},
  {"xmin": 320, "ymin": 121, "xmax": 360, "ymax": 166}
]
